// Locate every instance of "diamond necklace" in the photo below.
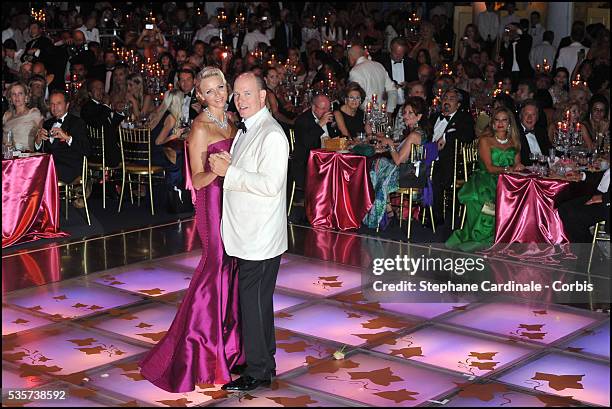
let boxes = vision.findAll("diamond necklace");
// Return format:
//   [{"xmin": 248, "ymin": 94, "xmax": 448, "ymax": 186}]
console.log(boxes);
[
  {"xmin": 495, "ymin": 136, "xmax": 510, "ymax": 144},
  {"xmin": 204, "ymin": 108, "xmax": 228, "ymax": 129}
]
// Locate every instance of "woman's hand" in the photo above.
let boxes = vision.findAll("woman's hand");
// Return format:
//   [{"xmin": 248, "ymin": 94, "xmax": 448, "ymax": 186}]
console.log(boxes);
[{"xmin": 513, "ymin": 163, "xmax": 525, "ymax": 172}]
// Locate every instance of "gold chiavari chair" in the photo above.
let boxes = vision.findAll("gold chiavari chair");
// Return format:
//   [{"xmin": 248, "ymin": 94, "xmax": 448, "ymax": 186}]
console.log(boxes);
[
  {"xmin": 447, "ymin": 139, "xmax": 476, "ymax": 230},
  {"xmin": 87, "ymin": 125, "xmax": 125, "ymax": 209},
  {"xmin": 459, "ymin": 141, "xmax": 479, "ymax": 229},
  {"xmin": 119, "ymin": 126, "xmax": 165, "ymax": 215},
  {"xmin": 396, "ymin": 144, "xmax": 436, "ymax": 240},
  {"xmin": 287, "ymin": 129, "xmax": 301, "ymax": 218},
  {"xmin": 58, "ymin": 157, "xmax": 91, "ymax": 225}
]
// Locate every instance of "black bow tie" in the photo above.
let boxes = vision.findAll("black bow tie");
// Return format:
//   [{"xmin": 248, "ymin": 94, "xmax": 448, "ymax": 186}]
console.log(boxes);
[
  {"xmin": 524, "ymin": 128, "xmax": 534, "ymax": 134},
  {"xmin": 393, "ymin": 60, "xmax": 403, "ymax": 64},
  {"xmin": 106, "ymin": 67, "xmax": 115, "ymax": 72},
  {"xmin": 441, "ymin": 115, "xmax": 451, "ymax": 122},
  {"xmin": 55, "ymin": 118, "xmax": 63, "ymax": 124},
  {"xmin": 236, "ymin": 121, "xmax": 247, "ymax": 133}
]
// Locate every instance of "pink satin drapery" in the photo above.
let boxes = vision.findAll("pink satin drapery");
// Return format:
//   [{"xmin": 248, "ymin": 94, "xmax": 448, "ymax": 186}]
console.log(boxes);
[
  {"xmin": 305, "ymin": 149, "xmax": 374, "ymax": 231},
  {"xmin": 495, "ymin": 173, "xmax": 570, "ymax": 244},
  {"xmin": 2, "ymin": 155, "xmax": 68, "ymax": 248}
]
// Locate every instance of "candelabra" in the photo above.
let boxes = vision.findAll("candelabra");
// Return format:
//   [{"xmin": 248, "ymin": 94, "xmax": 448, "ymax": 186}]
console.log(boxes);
[
  {"xmin": 141, "ymin": 58, "xmax": 165, "ymax": 97},
  {"xmin": 64, "ymin": 74, "xmax": 83, "ymax": 98},
  {"xmin": 571, "ymin": 74, "xmax": 588, "ymax": 88},
  {"xmin": 535, "ymin": 58, "xmax": 551, "ymax": 74},
  {"xmin": 365, "ymin": 94, "xmax": 389, "ymax": 135},
  {"xmin": 406, "ymin": 13, "xmax": 421, "ymax": 43}
]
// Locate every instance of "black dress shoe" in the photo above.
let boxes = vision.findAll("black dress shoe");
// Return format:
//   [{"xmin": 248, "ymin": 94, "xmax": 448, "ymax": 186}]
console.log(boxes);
[{"xmin": 221, "ymin": 376, "xmax": 271, "ymax": 391}]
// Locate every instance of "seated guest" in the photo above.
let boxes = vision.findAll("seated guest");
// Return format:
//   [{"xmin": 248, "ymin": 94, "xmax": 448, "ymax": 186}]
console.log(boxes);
[
  {"xmin": 145, "ymin": 90, "xmax": 187, "ymax": 188},
  {"xmin": 430, "ymin": 88, "xmax": 475, "ymax": 223},
  {"xmin": 558, "ymin": 168, "xmax": 610, "ymax": 242},
  {"xmin": 547, "ymin": 100, "xmax": 593, "ymax": 149},
  {"xmin": 513, "ymin": 78, "xmax": 547, "ymax": 129},
  {"xmin": 363, "ymin": 97, "xmax": 431, "ymax": 229},
  {"xmin": 28, "ymin": 75, "xmax": 50, "ymax": 119},
  {"xmin": 584, "ymin": 95, "xmax": 609, "ymax": 150},
  {"xmin": 293, "ymin": 94, "xmax": 338, "ymax": 189},
  {"xmin": 34, "ymin": 90, "xmax": 91, "ymax": 184},
  {"xmin": 446, "ymin": 107, "xmax": 524, "ymax": 251},
  {"xmin": 518, "ymin": 100, "xmax": 551, "ymax": 166},
  {"xmin": 80, "ymin": 79, "xmax": 123, "ymax": 168},
  {"xmin": 263, "ymin": 67, "xmax": 295, "ymax": 133},
  {"xmin": 334, "ymin": 82, "xmax": 371, "ymax": 139},
  {"xmin": 3, "ymin": 82, "xmax": 43, "ymax": 151},
  {"xmin": 126, "ymin": 73, "xmax": 154, "ymax": 122},
  {"xmin": 549, "ymin": 67, "xmax": 570, "ymax": 105}
]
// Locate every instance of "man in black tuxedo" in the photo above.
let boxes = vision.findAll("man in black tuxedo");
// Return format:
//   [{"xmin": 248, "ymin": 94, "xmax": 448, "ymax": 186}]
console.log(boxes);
[
  {"xmin": 376, "ymin": 37, "xmax": 419, "ymax": 118},
  {"xmin": 177, "ymin": 68, "xmax": 201, "ymax": 121},
  {"xmin": 273, "ymin": 8, "xmax": 300, "ymax": 59},
  {"xmin": 430, "ymin": 88, "xmax": 475, "ymax": 223},
  {"xmin": 517, "ymin": 100, "xmax": 551, "ymax": 166},
  {"xmin": 500, "ymin": 23, "xmax": 534, "ymax": 90},
  {"xmin": 22, "ymin": 22, "xmax": 54, "ymax": 67},
  {"xmin": 90, "ymin": 50, "xmax": 118, "ymax": 94},
  {"xmin": 80, "ymin": 79, "xmax": 124, "ymax": 168},
  {"xmin": 558, "ymin": 169, "xmax": 609, "ymax": 242},
  {"xmin": 514, "ymin": 78, "xmax": 548, "ymax": 130},
  {"xmin": 293, "ymin": 95, "xmax": 339, "ymax": 189},
  {"xmin": 34, "ymin": 90, "xmax": 91, "ymax": 184}
]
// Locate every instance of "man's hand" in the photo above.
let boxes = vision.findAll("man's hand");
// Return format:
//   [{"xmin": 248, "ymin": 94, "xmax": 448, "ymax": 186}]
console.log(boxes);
[
  {"xmin": 513, "ymin": 163, "xmax": 525, "ymax": 172},
  {"xmin": 585, "ymin": 194, "xmax": 603, "ymax": 205},
  {"xmin": 437, "ymin": 137, "xmax": 446, "ymax": 151},
  {"xmin": 51, "ymin": 127, "xmax": 71, "ymax": 143},
  {"xmin": 318, "ymin": 112, "xmax": 333, "ymax": 128},
  {"xmin": 35, "ymin": 128, "xmax": 49, "ymax": 145},
  {"xmin": 209, "ymin": 152, "xmax": 231, "ymax": 177}
]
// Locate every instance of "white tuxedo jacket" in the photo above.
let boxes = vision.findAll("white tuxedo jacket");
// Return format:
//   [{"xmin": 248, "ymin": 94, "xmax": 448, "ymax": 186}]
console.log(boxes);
[{"xmin": 221, "ymin": 108, "xmax": 289, "ymax": 260}]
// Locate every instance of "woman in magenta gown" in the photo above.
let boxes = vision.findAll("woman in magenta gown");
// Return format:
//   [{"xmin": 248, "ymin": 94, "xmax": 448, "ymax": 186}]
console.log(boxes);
[{"xmin": 139, "ymin": 67, "xmax": 244, "ymax": 392}]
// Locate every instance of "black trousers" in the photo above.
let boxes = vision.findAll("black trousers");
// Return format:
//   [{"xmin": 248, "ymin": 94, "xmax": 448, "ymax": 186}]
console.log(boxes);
[
  {"xmin": 237, "ymin": 255, "xmax": 282, "ymax": 380},
  {"xmin": 432, "ymin": 155, "xmax": 454, "ymax": 221},
  {"xmin": 558, "ymin": 195, "xmax": 610, "ymax": 243}
]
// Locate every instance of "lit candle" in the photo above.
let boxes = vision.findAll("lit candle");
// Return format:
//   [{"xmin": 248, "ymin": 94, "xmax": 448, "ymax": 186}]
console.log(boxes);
[{"xmin": 557, "ymin": 121, "xmax": 563, "ymax": 130}]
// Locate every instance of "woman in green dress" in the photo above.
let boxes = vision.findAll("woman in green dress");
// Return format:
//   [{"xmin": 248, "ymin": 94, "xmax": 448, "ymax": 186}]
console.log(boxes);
[{"xmin": 446, "ymin": 107, "xmax": 524, "ymax": 251}]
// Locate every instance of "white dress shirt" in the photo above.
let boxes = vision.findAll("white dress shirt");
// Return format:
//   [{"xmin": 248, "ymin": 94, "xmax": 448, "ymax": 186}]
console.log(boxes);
[
  {"xmin": 511, "ymin": 41, "xmax": 520, "ymax": 72},
  {"xmin": 241, "ymin": 30, "xmax": 271, "ymax": 55},
  {"xmin": 301, "ymin": 27, "xmax": 321, "ymax": 51},
  {"xmin": 477, "ymin": 11, "xmax": 499, "ymax": 41},
  {"xmin": 557, "ymin": 42, "xmax": 589, "ymax": 75},
  {"xmin": 78, "ymin": 25, "xmax": 100, "ymax": 44},
  {"xmin": 529, "ymin": 41, "xmax": 555, "ymax": 69},
  {"xmin": 522, "ymin": 124, "xmax": 542, "ymax": 155},
  {"xmin": 391, "ymin": 59, "xmax": 406, "ymax": 105},
  {"xmin": 349, "ymin": 56, "xmax": 398, "ymax": 113},
  {"xmin": 529, "ymin": 23, "xmax": 545, "ymax": 45},
  {"xmin": 598, "ymin": 169, "xmax": 610, "ymax": 194},
  {"xmin": 313, "ymin": 111, "xmax": 329, "ymax": 142},
  {"xmin": 34, "ymin": 112, "xmax": 71, "ymax": 150},
  {"xmin": 432, "ymin": 111, "xmax": 457, "ymax": 142},
  {"xmin": 193, "ymin": 24, "xmax": 219, "ymax": 44}
]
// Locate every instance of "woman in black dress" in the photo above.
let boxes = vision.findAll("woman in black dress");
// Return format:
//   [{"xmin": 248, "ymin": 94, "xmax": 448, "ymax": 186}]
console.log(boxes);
[{"xmin": 334, "ymin": 82, "xmax": 372, "ymax": 139}]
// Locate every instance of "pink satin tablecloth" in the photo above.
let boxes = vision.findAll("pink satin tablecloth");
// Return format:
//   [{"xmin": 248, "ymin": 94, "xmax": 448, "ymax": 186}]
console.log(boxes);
[
  {"xmin": 305, "ymin": 149, "xmax": 374, "ymax": 231},
  {"xmin": 2, "ymin": 154, "xmax": 68, "ymax": 248},
  {"xmin": 495, "ymin": 173, "xmax": 570, "ymax": 244}
]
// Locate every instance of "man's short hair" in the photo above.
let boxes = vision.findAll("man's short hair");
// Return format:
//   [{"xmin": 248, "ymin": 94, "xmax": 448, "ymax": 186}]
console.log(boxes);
[
  {"xmin": 518, "ymin": 78, "xmax": 536, "ymax": 94},
  {"xmin": 390, "ymin": 36, "xmax": 408, "ymax": 49},
  {"xmin": 3, "ymin": 39, "xmax": 17, "ymax": 50},
  {"xmin": 178, "ymin": 68, "xmax": 196, "ymax": 79},
  {"xmin": 543, "ymin": 30, "xmax": 554, "ymax": 43},
  {"xmin": 571, "ymin": 21, "xmax": 586, "ymax": 43},
  {"xmin": 520, "ymin": 98, "xmax": 540, "ymax": 114},
  {"xmin": 442, "ymin": 88, "xmax": 463, "ymax": 103},
  {"xmin": 531, "ymin": 11, "xmax": 541, "ymax": 18},
  {"xmin": 49, "ymin": 90, "xmax": 68, "ymax": 103}
]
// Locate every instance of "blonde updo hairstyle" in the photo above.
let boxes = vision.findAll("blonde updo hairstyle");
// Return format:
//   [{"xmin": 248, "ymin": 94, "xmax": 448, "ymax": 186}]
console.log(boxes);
[{"xmin": 195, "ymin": 66, "xmax": 229, "ymax": 107}]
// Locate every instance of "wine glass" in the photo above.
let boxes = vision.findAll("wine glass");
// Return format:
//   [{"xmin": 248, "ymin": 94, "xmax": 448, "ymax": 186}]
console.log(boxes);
[
  {"xmin": 529, "ymin": 152, "xmax": 538, "ymax": 171},
  {"xmin": 538, "ymin": 154, "xmax": 548, "ymax": 176}
]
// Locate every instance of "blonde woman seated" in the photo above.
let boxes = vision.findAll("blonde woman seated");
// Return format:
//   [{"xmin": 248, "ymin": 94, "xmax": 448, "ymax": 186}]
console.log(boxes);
[
  {"xmin": 126, "ymin": 73, "xmax": 154, "ymax": 122},
  {"xmin": 446, "ymin": 107, "xmax": 524, "ymax": 252},
  {"xmin": 144, "ymin": 90, "xmax": 187, "ymax": 187},
  {"xmin": 3, "ymin": 82, "xmax": 43, "ymax": 151},
  {"xmin": 363, "ymin": 97, "xmax": 430, "ymax": 229}
]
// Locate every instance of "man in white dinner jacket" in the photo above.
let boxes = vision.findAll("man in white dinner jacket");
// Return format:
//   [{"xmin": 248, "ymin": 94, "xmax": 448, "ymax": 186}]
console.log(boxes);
[{"xmin": 209, "ymin": 71, "xmax": 289, "ymax": 392}]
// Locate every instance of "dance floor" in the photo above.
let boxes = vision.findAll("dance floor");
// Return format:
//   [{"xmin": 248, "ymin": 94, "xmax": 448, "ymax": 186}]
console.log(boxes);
[{"xmin": 2, "ymin": 222, "xmax": 610, "ymax": 407}]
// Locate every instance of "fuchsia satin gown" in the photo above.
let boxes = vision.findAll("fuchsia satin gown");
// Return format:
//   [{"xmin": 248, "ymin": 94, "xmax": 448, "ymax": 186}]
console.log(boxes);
[{"xmin": 140, "ymin": 138, "xmax": 244, "ymax": 392}]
